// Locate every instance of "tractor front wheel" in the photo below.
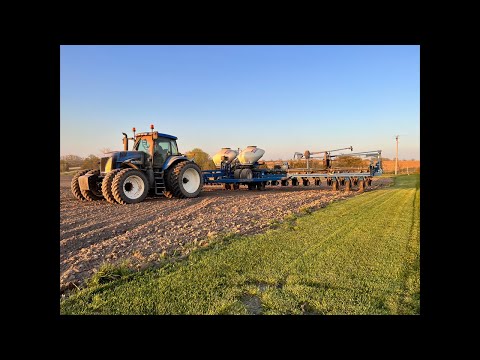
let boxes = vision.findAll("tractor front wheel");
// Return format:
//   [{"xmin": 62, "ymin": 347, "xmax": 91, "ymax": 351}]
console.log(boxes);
[
  {"xmin": 112, "ymin": 169, "xmax": 149, "ymax": 204},
  {"xmin": 102, "ymin": 169, "xmax": 122, "ymax": 204}
]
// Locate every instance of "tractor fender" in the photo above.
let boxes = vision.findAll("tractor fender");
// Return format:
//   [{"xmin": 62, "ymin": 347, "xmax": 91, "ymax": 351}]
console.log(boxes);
[{"xmin": 162, "ymin": 155, "xmax": 190, "ymax": 171}]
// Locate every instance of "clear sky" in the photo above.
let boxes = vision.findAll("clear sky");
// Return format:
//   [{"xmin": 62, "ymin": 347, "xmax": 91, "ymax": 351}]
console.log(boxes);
[{"xmin": 61, "ymin": 45, "xmax": 419, "ymax": 160}]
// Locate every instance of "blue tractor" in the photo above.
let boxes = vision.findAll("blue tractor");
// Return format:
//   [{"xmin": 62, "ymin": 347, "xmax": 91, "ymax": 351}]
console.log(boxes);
[{"xmin": 71, "ymin": 125, "xmax": 204, "ymax": 204}]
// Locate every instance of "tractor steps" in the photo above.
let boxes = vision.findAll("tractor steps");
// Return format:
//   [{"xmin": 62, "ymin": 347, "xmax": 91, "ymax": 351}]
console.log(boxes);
[{"xmin": 153, "ymin": 171, "xmax": 166, "ymax": 195}]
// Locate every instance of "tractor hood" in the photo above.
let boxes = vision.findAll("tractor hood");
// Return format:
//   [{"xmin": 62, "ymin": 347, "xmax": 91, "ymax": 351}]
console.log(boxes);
[
  {"xmin": 112, "ymin": 150, "xmax": 145, "ymax": 163},
  {"xmin": 101, "ymin": 151, "xmax": 147, "ymax": 172}
]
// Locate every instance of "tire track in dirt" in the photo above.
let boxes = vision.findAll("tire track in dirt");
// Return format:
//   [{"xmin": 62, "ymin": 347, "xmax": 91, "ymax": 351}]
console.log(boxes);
[
  {"xmin": 60, "ymin": 196, "xmax": 220, "ymax": 286},
  {"xmin": 61, "ymin": 196, "xmax": 206, "ymax": 252}
]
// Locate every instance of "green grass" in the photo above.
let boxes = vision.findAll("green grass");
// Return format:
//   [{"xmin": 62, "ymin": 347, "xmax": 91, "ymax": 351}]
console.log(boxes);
[
  {"xmin": 86, "ymin": 261, "xmax": 133, "ymax": 287},
  {"xmin": 61, "ymin": 175, "xmax": 420, "ymax": 315}
]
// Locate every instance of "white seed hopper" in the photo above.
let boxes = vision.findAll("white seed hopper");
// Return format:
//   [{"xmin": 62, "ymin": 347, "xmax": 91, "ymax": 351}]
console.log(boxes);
[
  {"xmin": 212, "ymin": 148, "xmax": 238, "ymax": 168},
  {"xmin": 237, "ymin": 146, "xmax": 265, "ymax": 165}
]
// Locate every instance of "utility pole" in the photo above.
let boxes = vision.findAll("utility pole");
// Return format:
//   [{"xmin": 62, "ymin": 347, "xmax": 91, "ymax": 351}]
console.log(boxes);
[{"xmin": 395, "ymin": 135, "xmax": 399, "ymax": 175}]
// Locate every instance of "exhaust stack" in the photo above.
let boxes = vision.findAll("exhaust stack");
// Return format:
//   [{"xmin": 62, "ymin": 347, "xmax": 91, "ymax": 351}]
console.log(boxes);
[{"xmin": 122, "ymin": 133, "xmax": 128, "ymax": 151}]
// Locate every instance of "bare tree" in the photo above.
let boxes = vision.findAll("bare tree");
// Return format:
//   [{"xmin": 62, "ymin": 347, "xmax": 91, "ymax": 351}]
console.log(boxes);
[
  {"xmin": 82, "ymin": 154, "xmax": 101, "ymax": 169},
  {"xmin": 60, "ymin": 155, "xmax": 84, "ymax": 167},
  {"xmin": 99, "ymin": 147, "xmax": 112, "ymax": 154}
]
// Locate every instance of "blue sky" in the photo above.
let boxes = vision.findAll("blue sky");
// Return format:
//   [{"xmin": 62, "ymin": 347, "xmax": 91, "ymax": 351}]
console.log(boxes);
[{"xmin": 61, "ymin": 45, "xmax": 419, "ymax": 160}]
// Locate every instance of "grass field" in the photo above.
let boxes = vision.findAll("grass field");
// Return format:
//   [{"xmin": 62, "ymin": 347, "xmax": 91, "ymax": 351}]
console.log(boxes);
[{"xmin": 61, "ymin": 175, "xmax": 420, "ymax": 315}]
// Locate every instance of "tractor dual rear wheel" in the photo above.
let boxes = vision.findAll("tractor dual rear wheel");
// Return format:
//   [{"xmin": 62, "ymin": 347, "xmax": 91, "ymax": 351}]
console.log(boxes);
[
  {"xmin": 112, "ymin": 169, "xmax": 149, "ymax": 204},
  {"xmin": 164, "ymin": 161, "xmax": 203, "ymax": 199}
]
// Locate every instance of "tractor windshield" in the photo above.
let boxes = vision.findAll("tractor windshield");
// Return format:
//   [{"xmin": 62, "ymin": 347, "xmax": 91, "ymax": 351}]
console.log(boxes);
[
  {"xmin": 155, "ymin": 137, "xmax": 178, "ymax": 156},
  {"xmin": 137, "ymin": 138, "xmax": 151, "ymax": 154}
]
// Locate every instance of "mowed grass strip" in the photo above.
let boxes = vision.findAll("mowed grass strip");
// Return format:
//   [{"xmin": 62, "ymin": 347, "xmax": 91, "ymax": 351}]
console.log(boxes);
[{"xmin": 61, "ymin": 175, "xmax": 420, "ymax": 315}]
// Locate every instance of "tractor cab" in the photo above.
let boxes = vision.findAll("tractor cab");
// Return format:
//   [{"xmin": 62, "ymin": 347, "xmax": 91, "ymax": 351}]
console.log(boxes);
[{"xmin": 133, "ymin": 132, "xmax": 180, "ymax": 168}]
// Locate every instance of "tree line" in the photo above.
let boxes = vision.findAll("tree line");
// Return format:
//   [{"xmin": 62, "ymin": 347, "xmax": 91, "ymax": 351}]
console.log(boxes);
[
  {"xmin": 60, "ymin": 154, "xmax": 101, "ymax": 172},
  {"xmin": 60, "ymin": 151, "xmax": 384, "ymax": 173}
]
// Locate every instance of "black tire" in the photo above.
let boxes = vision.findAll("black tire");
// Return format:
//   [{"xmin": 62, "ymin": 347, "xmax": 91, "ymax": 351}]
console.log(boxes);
[
  {"xmin": 240, "ymin": 168, "xmax": 253, "ymax": 179},
  {"xmin": 302, "ymin": 179, "xmax": 310, "ymax": 186},
  {"xmin": 81, "ymin": 170, "xmax": 103, "ymax": 201},
  {"xmin": 112, "ymin": 168, "xmax": 149, "ymax": 204},
  {"xmin": 256, "ymin": 182, "xmax": 266, "ymax": 191},
  {"xmin": 247, "ymin": 183, "xmax": 255, "ymax": 190},
  {"xmin": 224, "ymin": 183, "xmax": 231, "ymax": 190},
  {"xmin": 71, "ymin": 169, "xmax": 90, "ymax": 201},
  {"xmin": 234, "ymin": 169, "xmax": 242, "ymax": 179},
  {"xmin": 233, "ymin": 183, "xmax": 240, "ymax": 190},
  {"xmin": 164, "ymin": 161, "xmax": 203, "ymax": 199},
  {"xmin": 102, "ymin": 169, "xmax": 122, "ymax": 204}
]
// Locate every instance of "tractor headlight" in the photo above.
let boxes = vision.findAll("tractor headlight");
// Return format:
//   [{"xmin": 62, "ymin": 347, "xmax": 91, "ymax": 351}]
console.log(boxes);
[{"xmin": 105, "ymin": 158, "xmax": 113, "ymax": 173}]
